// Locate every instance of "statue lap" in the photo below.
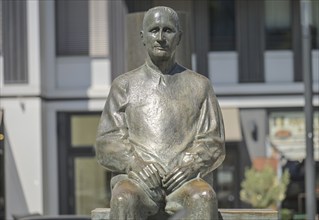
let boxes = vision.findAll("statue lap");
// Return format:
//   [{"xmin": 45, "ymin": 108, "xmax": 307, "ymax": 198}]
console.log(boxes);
[{"xmin": 110, "ymin": 177, "xmax": 217, "ymax": 220}]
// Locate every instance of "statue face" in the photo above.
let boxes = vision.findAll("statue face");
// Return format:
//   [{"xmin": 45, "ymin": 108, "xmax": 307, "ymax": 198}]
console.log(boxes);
[{"xmin": 141, "ymin": 10, "xmax": 181, "ymax": 61}]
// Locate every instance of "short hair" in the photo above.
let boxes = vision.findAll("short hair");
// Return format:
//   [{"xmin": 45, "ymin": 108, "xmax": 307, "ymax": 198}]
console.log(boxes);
[{"xmin": 143, "ymin": 6, "xmax": 180, "ymax": 31}]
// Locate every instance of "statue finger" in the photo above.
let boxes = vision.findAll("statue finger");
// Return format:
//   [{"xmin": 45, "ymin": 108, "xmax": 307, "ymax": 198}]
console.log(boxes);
[
  {"xmin": 144, "ymin": 165, "xmax": 160, "ymax": 187},
  {"xmin": 149, "ymin": 164, "xmax": 162, "ymax": 185},
  {"xmin": 138, "ymin": 170, "xmax": 153, "ymax": 189},
  {"xmin": 163, "ymin": 169, "xmax": 179, "ymax": 185},
  {"xmin": 166, "ymin": 174, "xmax": 186, "ymax": 192},
  {"xmin": 139, "ymin": 170, "xmax": 147, "ymax": 180},
  {"xmin": 171, "ymin": 178, "xmax": 188, "ymax": 192},
  {"xmin": 152, "ymin": 163, "xmax": 166, "ymax": 177},
  {"xmin": 163, "ymin": 170, "xmax": 183, "ymax": 187},
  {"xmin": 163, "ymin": 167, "xmax": 180, "ymax": 184}
]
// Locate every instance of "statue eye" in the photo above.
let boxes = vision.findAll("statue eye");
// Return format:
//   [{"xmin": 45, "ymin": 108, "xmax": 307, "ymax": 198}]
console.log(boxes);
[
  {"xmin": 164, "ymin": 28, "xmax": 172, "ymax": 33},
  {"xmin": 150, "ymin": 28, "xmax": 159, "ymax": 33}
]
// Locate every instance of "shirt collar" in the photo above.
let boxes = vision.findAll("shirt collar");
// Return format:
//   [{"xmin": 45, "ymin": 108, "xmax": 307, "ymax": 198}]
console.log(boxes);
[{"xmin": 144, "ymin": 60, "xmax": 178, "ymax": 85}]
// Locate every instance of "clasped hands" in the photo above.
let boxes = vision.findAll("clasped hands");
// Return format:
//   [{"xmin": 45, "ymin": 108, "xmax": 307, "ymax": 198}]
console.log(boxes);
[{"xmin": 128, "ymin": 152, "xmax": 202, "ymax": 194}]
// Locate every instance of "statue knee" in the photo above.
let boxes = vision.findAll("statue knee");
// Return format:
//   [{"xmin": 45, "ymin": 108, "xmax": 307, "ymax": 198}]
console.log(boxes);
[
  {"xmin": 185, "ymin": 179, "xmax": 216, "ymax": 203},
  {"xmin": 192, "ymin": 186, "xmax": 216, "ymax": 203},
  {"xmin": 112, "ymin": 192, "xmax": 136, "ymax": 204},
  {"xmin": 111, "ymin": 180, "xmax": 140, "ymax": 207}
]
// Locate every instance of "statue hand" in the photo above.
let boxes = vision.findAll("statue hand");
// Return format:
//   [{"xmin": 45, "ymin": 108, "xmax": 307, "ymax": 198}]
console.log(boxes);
[
  {"xmin": 138, "ymin": 163, "xmax": 166, "ymax": 190},
  {"xmin": 128, "ymin": 153, "xmax": 165, "ymax": 190},
  {"xmin": 162, "ymin": 154, "xmax": 202, "ymax": 192}
]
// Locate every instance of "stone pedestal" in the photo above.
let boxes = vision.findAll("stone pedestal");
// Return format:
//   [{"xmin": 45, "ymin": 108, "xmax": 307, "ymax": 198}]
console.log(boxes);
[
  {"xmin": 91, "ymin": 208, "xmax": 110, "ymax": 220},
  {"xmin": 91, "ymin": 208, "xmax": 278, "ymax": 220},
  {"xmin": 219, "ymin": 209, "xmax": 278, "ymax": 220}
]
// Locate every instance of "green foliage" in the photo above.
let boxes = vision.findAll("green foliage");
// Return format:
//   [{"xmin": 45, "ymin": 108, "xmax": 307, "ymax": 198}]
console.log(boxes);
[
  {"xmin": 281, "ymin": 208, "xmax": 294, "ymax": 220},
  {"xmin": 240, "ymin": 165, "xmax": 290, "ymax": 209}
]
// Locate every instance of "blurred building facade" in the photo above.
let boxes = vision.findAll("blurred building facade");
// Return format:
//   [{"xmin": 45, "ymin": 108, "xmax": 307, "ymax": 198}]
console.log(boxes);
[{"xmin": 0, "ymin": 0, "xmax": 318, "ymax": 219}]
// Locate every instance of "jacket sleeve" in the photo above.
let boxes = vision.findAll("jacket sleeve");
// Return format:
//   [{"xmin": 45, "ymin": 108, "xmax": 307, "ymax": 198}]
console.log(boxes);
[
  {"xmin": 95, "ymin": 78, "xmax": 134, "ymax": 173},
  {"xmin": 186, "ymin": 83, "xmax": 225, "ymax": 177}
]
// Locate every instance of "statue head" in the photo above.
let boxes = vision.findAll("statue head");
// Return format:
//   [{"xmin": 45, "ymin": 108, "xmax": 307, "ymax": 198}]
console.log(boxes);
[{"xmin": 140, "ymin": 7, "xmax": 182, "ymax": 62}]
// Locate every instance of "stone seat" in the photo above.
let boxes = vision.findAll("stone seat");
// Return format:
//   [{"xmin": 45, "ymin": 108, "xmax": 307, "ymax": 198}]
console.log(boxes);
[{"xmin": 91, "ymin": 208, "xmax": 278, "ymax": 220}]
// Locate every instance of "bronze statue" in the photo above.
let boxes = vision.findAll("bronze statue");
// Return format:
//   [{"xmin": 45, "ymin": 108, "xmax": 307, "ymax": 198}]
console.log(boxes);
[{"xmin": 96, "ymin": 6, "xmax": 225, "ymax": 220}]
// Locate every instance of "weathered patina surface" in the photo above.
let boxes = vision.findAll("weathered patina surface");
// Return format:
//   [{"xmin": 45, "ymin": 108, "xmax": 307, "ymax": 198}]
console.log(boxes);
[{"xmin": 96, "ymin": 6, "xmax": 225, "ymax": 220}]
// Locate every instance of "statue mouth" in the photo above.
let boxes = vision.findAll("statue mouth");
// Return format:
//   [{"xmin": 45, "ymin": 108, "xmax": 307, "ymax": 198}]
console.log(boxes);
[{"xmin": 154, "ymin": 46, "xmax": 168, "ymax": 51}]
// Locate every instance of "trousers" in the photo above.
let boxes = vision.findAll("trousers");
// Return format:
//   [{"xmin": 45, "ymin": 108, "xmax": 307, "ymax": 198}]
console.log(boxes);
[{"xmin": 110, "ymin": 175, "xmax": 218, "ymax": 220}]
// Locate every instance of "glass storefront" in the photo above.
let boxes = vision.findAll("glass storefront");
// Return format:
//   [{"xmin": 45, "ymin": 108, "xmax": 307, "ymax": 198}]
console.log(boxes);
[
  {"xmin": 269, "ymin": 111, "xmax": 319, "ymax": 161},
  {"xmin": 269, "ymin": 110, "xmax": 319, "ymax": 212}
]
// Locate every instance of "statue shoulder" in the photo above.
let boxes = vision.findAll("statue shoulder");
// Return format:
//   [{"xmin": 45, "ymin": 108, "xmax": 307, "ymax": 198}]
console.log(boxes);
[
  {"xmin": 112, "ymin": 65, "xmax": 144, "ymax": 88},
  {"xmin": 181, "ymin": 67, "xmax": 212, "ymax": 89}
]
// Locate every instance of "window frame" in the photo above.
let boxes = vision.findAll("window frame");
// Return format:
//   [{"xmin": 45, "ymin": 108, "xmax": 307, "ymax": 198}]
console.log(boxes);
[
  {"xmin": 57, "ymin": 111, "xmax": 111, "ymax": 214},
  {"xmin": 2, "ymin": 0, "xmax": 28, "ymax": 84}
]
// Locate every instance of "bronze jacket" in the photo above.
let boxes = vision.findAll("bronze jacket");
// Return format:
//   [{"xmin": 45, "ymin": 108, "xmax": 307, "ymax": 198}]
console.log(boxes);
[{"xmin": 96, "ymin": 62, "xmax": 225, "ymax": 178}]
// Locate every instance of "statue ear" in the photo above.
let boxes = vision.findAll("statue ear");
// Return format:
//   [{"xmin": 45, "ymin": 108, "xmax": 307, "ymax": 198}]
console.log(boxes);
[
  {"xmin": 140, "ymin": 30, "xmax": 146, "ymax": 46},
  {"xmin": 177, "ymin": 30, "xmax": 182, "ymax": 45}
]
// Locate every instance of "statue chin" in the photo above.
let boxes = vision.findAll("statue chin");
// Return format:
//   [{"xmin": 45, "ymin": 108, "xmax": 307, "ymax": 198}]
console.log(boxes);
[{"xmin": 151, "ymin": 52, "xmax": 172, "ymax": 62}]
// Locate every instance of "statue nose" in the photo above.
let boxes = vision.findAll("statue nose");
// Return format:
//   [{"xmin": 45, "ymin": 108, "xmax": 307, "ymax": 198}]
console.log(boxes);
[{"xmin": 157, "ymin": 30, "xmax": 165, "ymax": 41}]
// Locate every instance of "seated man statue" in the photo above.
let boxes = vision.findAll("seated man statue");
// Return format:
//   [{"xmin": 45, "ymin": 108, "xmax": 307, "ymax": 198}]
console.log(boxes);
[{"xmin": 96, "ymin": 6, "xmax": 225, "ymax": 220}]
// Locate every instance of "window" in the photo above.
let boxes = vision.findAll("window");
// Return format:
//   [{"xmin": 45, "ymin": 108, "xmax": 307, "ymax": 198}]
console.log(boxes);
[
  {"xmin": 293, "ymin": 0, "xmax": 318, "ymax": 82},
  {"xmin": 312, "ymin": 0, "xmax": 319, "ymax": 49},
  {"xmin": 265, "ymin": 0, "xmax": 292, "ymax": 50},
  {"xmin": 58, "ymin": 112, "xmax": 111, "ymax": 215},
  {"xmin": 207, "ymin": 0, "xmax": 265, "ymax": 82},
  {"xmin": 1, "ymin": 0, "xmax": 28, "ymax": 84},
  {"xmin": 237, "ymin": 0, "xmax": 265, "ymax": 83},
  {"xmin": 209, "ymin": 0, "xmax": 236, "ymax": 51},
  {"xmin": 125, "ymin": 0, "xmax": 152, "ymax": 13},
  {"xmin": 55, "ymin": 0, "xmax": 89, "ymax": 56},
  {"xmin": 55, "ymin": 0, "xmax": 109, "ymax": 57}
]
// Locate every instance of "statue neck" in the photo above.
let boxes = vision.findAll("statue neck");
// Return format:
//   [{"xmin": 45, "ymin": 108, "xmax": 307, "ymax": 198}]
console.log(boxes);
[{"xmin": 146, "ymin": 56, "xmax": 176, "ymax": 75}]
